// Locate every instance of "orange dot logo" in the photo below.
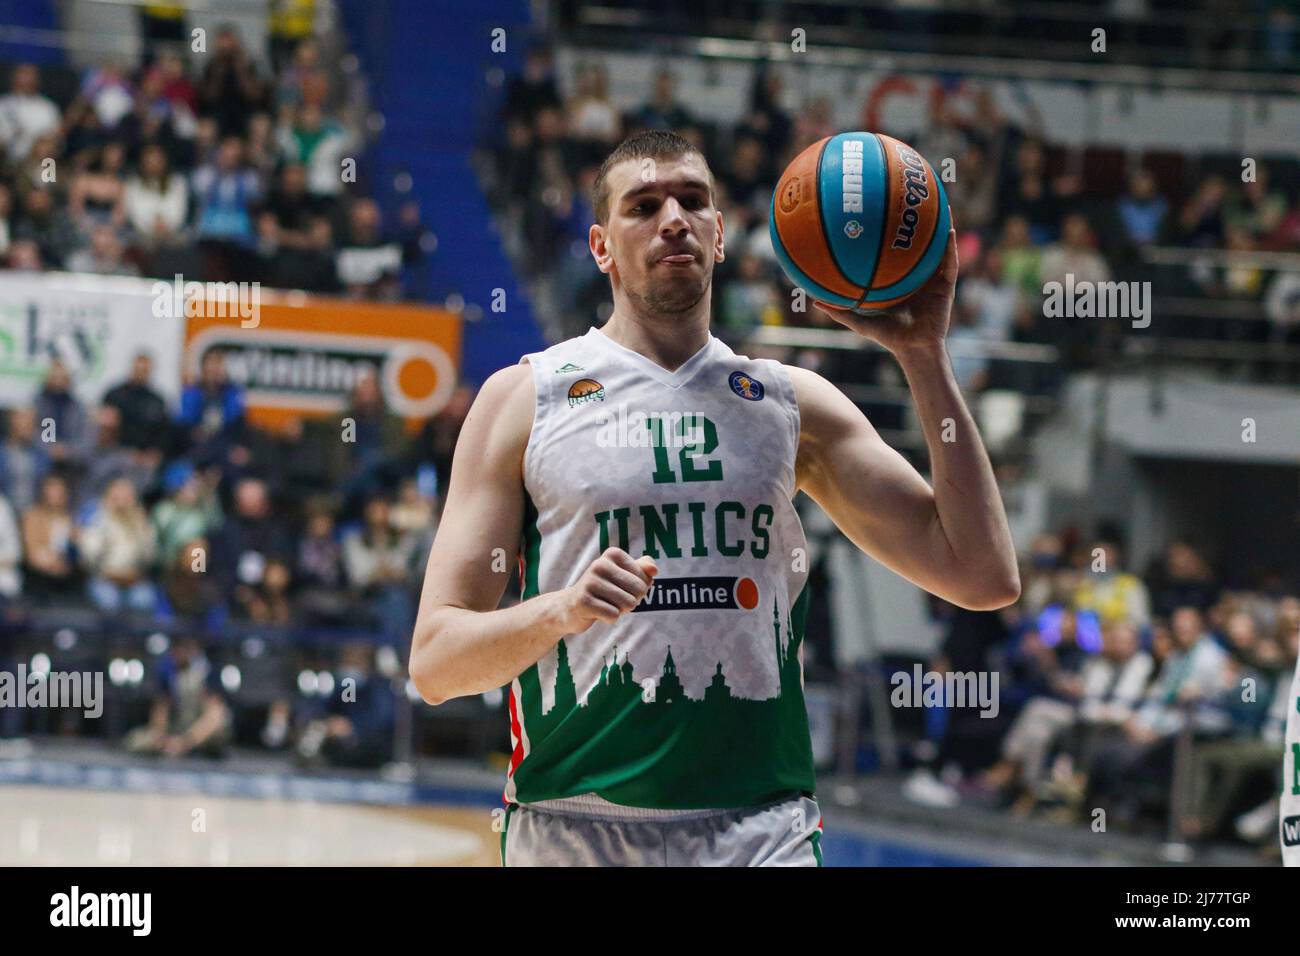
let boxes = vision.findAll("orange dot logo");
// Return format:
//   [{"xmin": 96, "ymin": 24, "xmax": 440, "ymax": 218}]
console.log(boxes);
[
  {"xmin": 779, "ymin": 177, "xmax": 802, "ymax": 214},
  {"xmin": 735, "ymin": 577, "xmax": 759, "ymax": 610}
]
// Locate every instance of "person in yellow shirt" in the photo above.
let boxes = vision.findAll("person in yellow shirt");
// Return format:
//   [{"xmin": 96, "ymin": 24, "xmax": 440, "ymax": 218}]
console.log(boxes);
[
  {"xmin": 269, "ymin": 0, "xmax": 316, "ymax": 71},
  {"xmin": 1073, "ymin": 538, "xmax": 1152, "ymax": 629}
]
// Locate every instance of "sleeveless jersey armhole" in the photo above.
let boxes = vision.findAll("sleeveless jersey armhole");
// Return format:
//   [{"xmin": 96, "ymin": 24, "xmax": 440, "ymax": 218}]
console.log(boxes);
[
  {"xmin": 767, "ymin": 359, "xmax": 801, "ymax": 501},
  {"xmin": 519, "ymin": 354, "xmax": 550, "ymax": 495}
]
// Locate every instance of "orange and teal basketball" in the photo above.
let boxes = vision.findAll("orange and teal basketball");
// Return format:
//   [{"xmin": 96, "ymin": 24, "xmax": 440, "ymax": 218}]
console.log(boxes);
[{"xmin": 769, "ymin": 132, "xmax": 951, "ymax": 313}]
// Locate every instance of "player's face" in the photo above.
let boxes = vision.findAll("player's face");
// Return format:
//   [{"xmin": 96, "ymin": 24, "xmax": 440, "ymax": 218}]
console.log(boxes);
[{"xmin": 593, "ymin": 154, "xmax": 725, "ymax": 316}]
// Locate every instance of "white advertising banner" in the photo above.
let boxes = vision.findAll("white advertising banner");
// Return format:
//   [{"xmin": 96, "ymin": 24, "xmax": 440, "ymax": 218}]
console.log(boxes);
[{"xmin": 0, "ymin": 272, "xmax": 185, "ymax": 409}]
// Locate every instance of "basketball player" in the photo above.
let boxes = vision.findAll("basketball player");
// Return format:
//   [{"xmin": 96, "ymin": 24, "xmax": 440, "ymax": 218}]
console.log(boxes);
[{"xmin": 410, "ymin": 130, "xmax": 1020, "ymax": 866}]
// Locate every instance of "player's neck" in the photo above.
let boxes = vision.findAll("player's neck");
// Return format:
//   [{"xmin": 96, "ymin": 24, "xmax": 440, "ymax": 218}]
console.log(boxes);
[{"xmin": 599, "ymin": 308, "xmax": 711, "ymax": 373}]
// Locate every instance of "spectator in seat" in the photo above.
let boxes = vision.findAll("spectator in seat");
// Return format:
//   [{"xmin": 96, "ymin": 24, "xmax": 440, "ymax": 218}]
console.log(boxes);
[
  {"xmin": 12, "ymin": 189, "xmax": 81, "ymax": 269},
  {"xmin": 334, "ymin": 198, "xmax": 402, "ymax": 299},
  {"xmin": 1038, "ymin": 213, "xmax": 1111, "ymax": 291},
  {"xmin": 160, "ymin": 534, "xmax": 223, "ymax": 623},
  {"xmin": 1226, "ymin": 162, "xmax": 1287, "ymax": 241},
  {"xmin": 21, "ymin": 473, "xmax": 78, "ymax": 601},
  {"xmin": 329, "ymin": 368, "xmax": 407, "ymax": 514},
  {"xmin": 1178, "ymin": 175, "xmax": 1227, "ymax": 247},
  {"xmin": 4, "ymin": 238, "xmax": 41, "ymax": 271},
  {"xmin": 237, "ymin": 556, "xmax": 292, "ymax": 625},
  {"xmin": 567, "ymin": 62, "xmax": 621, "ymax": 148},
  {"xmin": 210, "ymin": 477, "xmax": 292, "ymax": 619},
  {"xmin": 628, "ymin": 68, "xmax": 695, "ymax": 132},
  {"xmin": 103, "ymin": 351, "xmax": 171, "ymax": 458},
  {"xmin": 178, "ymin": 349, "xmax": 246, "ymax": 460},
  {"xmin": 0, "ymin": 407, "xmax": 49, "ymax": 513},
  {"xmin": 389, "ymin": 475, "xmax": 438, "ymax": 556},
  {"xmin": 275, "ymin": 36, "xmax": 326, "ymax": 113},
  {"xmin": 68, "ymin": 142, "xmax": 129, "ymax": 237},
  {"xmin": 81, "ymin": 476, "xmax": 157, "ymax": 613},
  {"xmin": 152, "ymin": 461, "xmax": 223, "ymax": 572},
  {"xmin": 126, "ymin": 635, "xmax": 231, "ymax": 758},
  {"xmin": 191, "ymin": 135, "xmax": 262, "ymax": 276},
  {"xmin": 198, "ymin": 24, "xmax": 268, "ymax": 137},
  {"xmin": 256, "ymin": 162, "xmax": 336, "ymax": 291},
  {"xmin": 34, "ymin": 358, "xmax": 93, "ymax": 474},
  {"xmin": 276, "ymin": 102, "xmax": 351, "ymax": 198},
  {"xmin": 1083, "ymin": 605, "xmax": 1231, "ymax": 827},
  {"xmin": 0, "ymin": 64, "xmax": 61, "ymax": 165},
  {"xmin": 1145, "ymin": 539, "xmax": 1219, "ymax": 618},
  {"xmin": 78, "ymin": 404, "xmax": 155, "ymax": 504},
  {"xmin": 79, "ymin": 61, "xmax": 135, "ymax": 130},
  {"xmin": 1073, "ymin": 537, "xmax": 1151, "ymax": 629},
  {"xmin": 66, "ymin": 225, "xmax": 139, "ymax": 277},
  {"xmin": 343, "ymin": 493, "xmax": 417, "ymax": 648},
  {"xmin": 297, "ymin": 642, "xmax": 394, "ymax": 769},
  {"xmin": 295, "ymin": 497, "xmax": 348, "ymax": 625},
  {"xmin": 124, "ymin": 143, "xmax": 189, "ymax": 251},
  {"xmin": 0, "ymin": 492, "xmax": 22, "ymax": 599},
  {"xmin": 502, "ymin": 44, "xmax": 562, "ymax": 125},
  {"xmin": 1116, "ymin": 169, "xmax": 1168, "ymax": 248}
]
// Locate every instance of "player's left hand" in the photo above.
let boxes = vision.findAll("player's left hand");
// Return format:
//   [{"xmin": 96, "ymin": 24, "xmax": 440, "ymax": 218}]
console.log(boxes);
[{"xmin": 816, "ymin": 225, "xmax": 958, "ymax": 357}]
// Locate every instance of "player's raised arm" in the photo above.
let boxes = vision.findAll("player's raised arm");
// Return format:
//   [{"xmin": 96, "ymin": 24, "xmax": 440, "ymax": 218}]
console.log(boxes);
[
  {"xmin": 409, "ymin": 363, "xmax": 657, "ymax": 705},
  {"xmin": 792, "ymin": 229, "xmax": 1020, "ymax": 611}
]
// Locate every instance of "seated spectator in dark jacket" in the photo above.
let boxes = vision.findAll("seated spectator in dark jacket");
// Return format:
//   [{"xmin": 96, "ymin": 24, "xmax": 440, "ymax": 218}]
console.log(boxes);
[
  {"xmin": 34, "ymin": 358, "xmax": 92, "ymax": 474},
  {"xmin": 210, "ymin": 477, "xmax": 292, "ymax": 616},
  {"xmin": 330, "ymin": 368, "xmax": 408, "ymax": 517},
  {"xmin": 295, "ymin": 498, "xmax": 348, "ymax": 624},
  {"xmin": 0, "ymin": 406, "xmax": 50, "ymax": 513},
  {"xmin": 178, "ymin": 349, "xmax": 246, "ymax": 462},
  {"xmin": 1145, "ymin": 540, "xmax": 1219, "ymax": 618},
  {"xmin": 102, "ymin": 351, "xmax": 171, "ymax": 457},
  {"xmin": 125, "ymin": 635, "xmax": 231, "ymax": 758},
  {"xmin": 256, "ymin": 162, "xmax": 337, "ymax": 291},
  {"xmin": 297, "ymin": 642, "xmax": 394, "ymax": 769}
]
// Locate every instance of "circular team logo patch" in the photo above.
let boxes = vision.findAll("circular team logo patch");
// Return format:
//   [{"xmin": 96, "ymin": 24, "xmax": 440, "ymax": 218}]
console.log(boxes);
[
  {"xmin": 729, "ymin": 371, "xmax": 764, "ymax": 401},
  {"xmin": 567, "ymin": 378, "xmax": 605, "ymax": 407}
]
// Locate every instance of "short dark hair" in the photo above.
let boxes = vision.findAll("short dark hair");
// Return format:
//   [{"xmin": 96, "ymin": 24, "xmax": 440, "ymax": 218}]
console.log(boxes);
[{"xmin": 591, "ymin": 129, "xmax": 714, "ymax": 225}]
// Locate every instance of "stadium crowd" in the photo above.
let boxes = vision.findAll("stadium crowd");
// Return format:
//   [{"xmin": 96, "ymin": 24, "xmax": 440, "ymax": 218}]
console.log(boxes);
[
  {"xmin": 0, "ymin": 23, "xmax": 425, "ymax": 298},
  {"xmin": 905, "ymin": 530, "xmax": 1298, "ymax": 854},
  {"xmin": 484, "ymin": 46, "xmax": 1300, "ymax": 373}
]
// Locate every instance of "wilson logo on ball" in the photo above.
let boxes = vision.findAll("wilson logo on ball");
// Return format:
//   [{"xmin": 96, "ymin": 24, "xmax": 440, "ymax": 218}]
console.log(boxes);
[
  {"xmin": 769, "ymin": 131, "xmax": 950, "ymax": 313},
  {"xmin": 892, "ymin": 144, "xmax": 931, "ymax": 251}
]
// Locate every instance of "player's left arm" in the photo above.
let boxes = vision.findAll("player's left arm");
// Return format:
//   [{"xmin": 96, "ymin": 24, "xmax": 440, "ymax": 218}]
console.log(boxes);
[{"xmin": 790, "ymin": 227, "xmax": 1020, "ymax": 611}]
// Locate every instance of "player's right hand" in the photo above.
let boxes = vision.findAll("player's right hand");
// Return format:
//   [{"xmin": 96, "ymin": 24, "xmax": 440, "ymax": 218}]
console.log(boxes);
[{"xmin": 559, "ymin": 547, "xmax": 658, "ymax": 632}]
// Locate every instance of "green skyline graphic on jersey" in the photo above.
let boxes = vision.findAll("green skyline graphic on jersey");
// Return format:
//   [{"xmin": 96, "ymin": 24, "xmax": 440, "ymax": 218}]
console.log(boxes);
[{"xmin": 512, "ymin": 492, "xmax": 816, "ymax": 809}]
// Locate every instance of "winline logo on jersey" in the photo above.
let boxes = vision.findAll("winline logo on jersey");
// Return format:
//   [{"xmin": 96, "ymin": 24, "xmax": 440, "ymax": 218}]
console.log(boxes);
[{"xmin": 633, "ymin": 575, "xmax": 760, "ymax": 612}]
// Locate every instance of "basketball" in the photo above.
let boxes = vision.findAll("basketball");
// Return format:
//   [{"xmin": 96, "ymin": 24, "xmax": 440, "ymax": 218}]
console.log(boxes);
[{"xmin": 769, "ymin": 132, "xmax": 951, "ymax": 313}]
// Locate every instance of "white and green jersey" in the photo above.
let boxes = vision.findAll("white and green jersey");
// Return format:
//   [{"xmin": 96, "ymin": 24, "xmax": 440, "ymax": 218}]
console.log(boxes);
[
  {"xmin": 1283, "ymin": 650, "xmax": 1300, "ymax": 865},
  {"xmin": 505, "ymin": 326, "xmax": 817, "ymax": 811}
]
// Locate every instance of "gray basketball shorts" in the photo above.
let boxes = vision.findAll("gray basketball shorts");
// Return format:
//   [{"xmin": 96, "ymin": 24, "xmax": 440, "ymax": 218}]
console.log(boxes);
[{"xmin": 499, "ymin": 794, "xmax": 824, "ymax": 867}]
